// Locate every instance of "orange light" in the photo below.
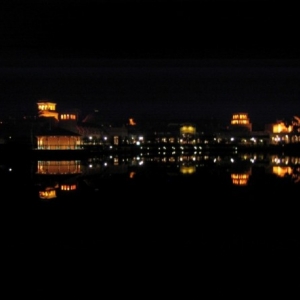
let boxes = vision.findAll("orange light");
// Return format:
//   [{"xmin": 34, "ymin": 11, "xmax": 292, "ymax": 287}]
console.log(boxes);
[
  {"xmin": 129, "ymin": 118, "xmax": 136, "ymax": 126},
  {"xmin": 272, "ymin": 166, "xmax": 293, "ymax": 177}
]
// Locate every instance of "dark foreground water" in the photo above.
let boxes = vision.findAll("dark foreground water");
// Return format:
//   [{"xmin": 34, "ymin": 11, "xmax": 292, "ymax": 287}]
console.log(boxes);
[
  {"xmin": 2, "ymin": 153, "xmax": 299, "ymax": 249},
  {"xmin": 2, "ymin": 153, "xmax": 299, "ymax": 290}
]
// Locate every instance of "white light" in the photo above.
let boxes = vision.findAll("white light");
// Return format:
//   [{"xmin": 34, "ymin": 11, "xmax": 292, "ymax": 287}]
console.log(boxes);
[
  {"xmin": 230, "ymin": 137, "xmax": 235, "ymax": 141},
  {"xmin": 104, "ymin": 162, "xmax": 107, "ymax": 166},
  {"xmin": 231, "ymin": 158, "xmax": 234, "ymax": 163},
  {"xmin": 89, "ymin": 164, "xmax": 93, "ymax": 168},
  {"xmin": 8, "ymin": 168, "xmax": 12, "ymax": 172},
  {"xmin": 89, "ymin": 136, "xmax": 93, "ymax": 140}
]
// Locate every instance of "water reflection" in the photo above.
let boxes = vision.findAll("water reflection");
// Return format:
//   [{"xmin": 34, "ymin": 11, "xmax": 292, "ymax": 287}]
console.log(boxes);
[
  {"xmin": 270, "ymin": 155, "xmax": 300, "ymax": 183},
  {"xmin": 37, "ymin": 160, "xmax": 81, "ymax": 175},
  {"xmin": 231, "ymin": 172, "xmax": 251, "ymax": 186},
  {"xmin": 0, "ymin": 153, "xmax": 299, "ymax": 200},
  {"xmin": 39, "ymin": 186, "xmax": 58, "ymax": 200}
]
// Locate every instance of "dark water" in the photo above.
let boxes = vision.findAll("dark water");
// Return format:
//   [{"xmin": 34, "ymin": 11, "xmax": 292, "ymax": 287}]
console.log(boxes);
[{"xmin": 2, "ymin": 153, "xmax": 299, "ymax": 287}]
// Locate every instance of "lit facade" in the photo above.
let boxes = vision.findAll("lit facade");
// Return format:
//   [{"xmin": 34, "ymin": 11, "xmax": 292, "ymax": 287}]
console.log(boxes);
[
  {"xmin": 36, "ymin": 127, "xmax": 82, "ymax": 150},
  {"xmin": 179, "ymin": 124, "xmax": 197, "ymax": 144},
  {"xmin": 229, "ymin": 113, "xmax": 252, "ymax": 132},
  {"xmin": 36, "ymin": 135, "xmax": 81, "ymax": 150},
  {"xmin": 37, "ymin": 101, "xmax": 59, "ymax": 121},
  {"xmin": 265, "ymin": 116, "xmax": 300, "ymax": 144}
]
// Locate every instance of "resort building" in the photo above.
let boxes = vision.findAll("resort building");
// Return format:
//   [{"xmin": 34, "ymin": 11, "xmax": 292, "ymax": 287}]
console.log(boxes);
[
  {"xmin": 265, "ymin": 116, "xmax": 300, "ymax": 144},
  {"xmin": 36, "ymin": 127, "xmax": 82, "ymax": 150},
  {"xmin": 229, "ymin": 112, "xmax": 252, "ymax": 132}
]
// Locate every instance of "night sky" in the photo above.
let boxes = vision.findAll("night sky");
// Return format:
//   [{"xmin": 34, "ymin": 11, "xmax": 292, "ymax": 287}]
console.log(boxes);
[{"xmin": 0, "ymin": 0, "xmax": 299, "ymax": 126}]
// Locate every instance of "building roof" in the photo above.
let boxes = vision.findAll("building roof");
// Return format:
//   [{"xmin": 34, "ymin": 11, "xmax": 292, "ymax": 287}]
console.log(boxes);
[{"xmin": 35, "ymin": 127, "xmax": 81, "ymax": 137}]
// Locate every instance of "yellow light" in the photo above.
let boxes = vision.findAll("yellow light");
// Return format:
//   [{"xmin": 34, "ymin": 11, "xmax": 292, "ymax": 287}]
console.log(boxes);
[{"xmin": 180, "ymin": 166, "xmax": 196, "ymax": 174}]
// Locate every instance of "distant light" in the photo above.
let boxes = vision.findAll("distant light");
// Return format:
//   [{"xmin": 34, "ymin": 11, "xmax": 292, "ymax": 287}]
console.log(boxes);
[{"xmin": 8, "ymin": 168, "xmax": 12, "ymax": 172}]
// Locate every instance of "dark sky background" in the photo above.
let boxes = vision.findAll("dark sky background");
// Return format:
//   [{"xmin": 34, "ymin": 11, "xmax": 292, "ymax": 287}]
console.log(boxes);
[{"xmin": 0, "ymin": 0, "xmax": 299, "ymax": 127}]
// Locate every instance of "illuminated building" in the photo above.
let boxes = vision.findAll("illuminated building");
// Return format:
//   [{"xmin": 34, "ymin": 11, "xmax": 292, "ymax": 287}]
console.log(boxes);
[
  {"xmin": 36, "ymin": 128, "xmax": 82, "ymax": 150},
  {"xmin": 59, "ymin": 111, "xmax": 79, "ymax": 133},
  {"xmin": 229, "ymin": 113, "xmax": 252, "ymax": 132},
  {"xmin": 179, "ymin": 123, "xmax": 197, "ymax": 144},
  {"xmin": 37, "ymin": 101, "xmax": 59, "ymax": 121},
  {"xmin": 265, "ymin": 116, "xmax": 300, "ymax": 144}
]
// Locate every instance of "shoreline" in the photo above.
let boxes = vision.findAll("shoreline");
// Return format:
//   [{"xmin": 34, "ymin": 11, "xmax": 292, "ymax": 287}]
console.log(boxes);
[{"xmin": 1, "ymin": 143, "xmax": 299, "ymax": 161}]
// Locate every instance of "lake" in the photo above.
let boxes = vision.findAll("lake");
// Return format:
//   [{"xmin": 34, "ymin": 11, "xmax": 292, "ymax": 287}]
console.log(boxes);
[{"xmin": 2, "ymin": 152, "xmax": 299, "ymax": 275}]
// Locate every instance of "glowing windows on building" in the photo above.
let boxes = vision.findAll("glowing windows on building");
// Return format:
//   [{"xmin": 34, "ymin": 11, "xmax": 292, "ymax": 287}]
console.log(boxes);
[
  {"xmin": 37, "ymin": 102, "xmax": 57, "ymax": 111},
  {"xmin": 60, "ymin": 114, "xmax": 76, "ymax": 120}
]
